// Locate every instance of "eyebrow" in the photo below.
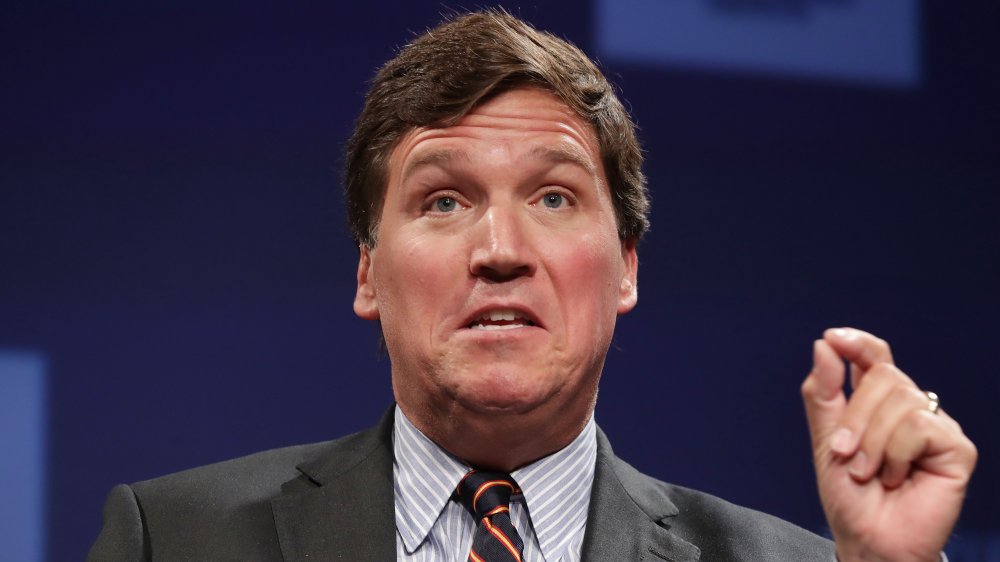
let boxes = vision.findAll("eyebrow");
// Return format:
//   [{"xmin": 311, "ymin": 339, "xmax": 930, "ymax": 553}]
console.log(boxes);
[
  {"xmin": 527, "ymin": 143, "xmax": 599, "ymax": 176},
  {"xmin": 401, "ymin": 142, "xmax": 599, "ymax": 183},
  {"xmin": 400, "ymin": 149, "xmax": 472, "ymax": 183}
]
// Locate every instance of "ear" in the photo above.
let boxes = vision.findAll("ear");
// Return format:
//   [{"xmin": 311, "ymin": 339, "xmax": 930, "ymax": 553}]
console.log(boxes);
[
  {"xmin": 617, "ymin": 237, "xmax": 638, "ymax": 314},
  {"xmin": 353, "ymin": 245, "xmax": 380, "ymax": 320}
]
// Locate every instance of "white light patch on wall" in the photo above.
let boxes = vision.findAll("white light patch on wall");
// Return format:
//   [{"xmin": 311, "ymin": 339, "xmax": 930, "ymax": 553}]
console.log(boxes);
[
  {"xmin": 595, "ymin": 0, "xmax": 920, "ymax": 87},
  {"xmin": 0, "ymin": 352, "xmax": 47, "ymax": 562}
]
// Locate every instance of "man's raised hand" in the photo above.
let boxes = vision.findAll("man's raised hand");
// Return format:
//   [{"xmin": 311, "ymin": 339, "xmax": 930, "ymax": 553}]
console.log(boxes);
[{"xmin": 801, "ymin": 328, "xmax": 977, "ymax": 562}]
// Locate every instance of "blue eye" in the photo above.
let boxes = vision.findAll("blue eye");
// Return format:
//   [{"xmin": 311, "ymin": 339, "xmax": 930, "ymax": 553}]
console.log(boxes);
[
  {"xmin": 542, "ymin": 193, "xmax": 565, "ymax": 209},
  {"xmin": 434, "ymin": 197, "xmax": 458, "ymax": 212}
]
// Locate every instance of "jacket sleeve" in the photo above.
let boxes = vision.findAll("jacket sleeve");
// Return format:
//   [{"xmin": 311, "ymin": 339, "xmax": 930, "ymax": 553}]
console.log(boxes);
[{"xmin": 87, "ymin": 484, "xmax": 151, "ymax": 562}]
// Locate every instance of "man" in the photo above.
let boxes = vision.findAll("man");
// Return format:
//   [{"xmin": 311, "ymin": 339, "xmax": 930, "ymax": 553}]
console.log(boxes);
[{"xmin": 89, "ymin": 10, "xmax": 977, "ymax": 561}]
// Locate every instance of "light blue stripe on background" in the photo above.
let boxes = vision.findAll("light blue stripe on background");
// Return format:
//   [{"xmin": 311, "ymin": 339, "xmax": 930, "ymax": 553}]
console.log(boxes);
[
  {"xmin": 0, "ymin": 351, "xmax": 47, "ymax": 562},
  {"xmin": 595, "ymin": 0, "xmax": 920, "ymax": 87}
]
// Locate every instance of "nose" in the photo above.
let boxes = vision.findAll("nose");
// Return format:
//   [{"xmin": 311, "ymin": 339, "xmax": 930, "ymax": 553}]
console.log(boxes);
[{"xmin": 468, "ymin": 206, "xmax": 536, "ymax": 282}]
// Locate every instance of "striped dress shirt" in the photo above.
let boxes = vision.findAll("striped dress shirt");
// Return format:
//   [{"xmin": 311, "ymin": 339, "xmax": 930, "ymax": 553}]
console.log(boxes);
[{"xmin": 393, "ymin": 406, "xmax": 596, "ymax": 562}]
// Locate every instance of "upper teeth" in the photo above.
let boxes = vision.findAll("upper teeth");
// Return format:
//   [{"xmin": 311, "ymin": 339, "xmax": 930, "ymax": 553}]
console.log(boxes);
[
  {"xmin": 482, "ymin": 310, "xmax": 519, "ymax": 322},
  {"xmin": 470, "ymin": 309, "xmax": 531, "ymax": 329}
]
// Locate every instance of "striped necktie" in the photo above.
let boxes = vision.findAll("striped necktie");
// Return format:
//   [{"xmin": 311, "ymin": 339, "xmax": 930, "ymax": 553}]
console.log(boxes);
[{"xmin": 456, "ymin": 470, "xmax": 525, "ymax": 562}]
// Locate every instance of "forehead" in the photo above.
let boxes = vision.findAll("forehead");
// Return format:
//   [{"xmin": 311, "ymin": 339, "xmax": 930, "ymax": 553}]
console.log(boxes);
[{"xmin": 388, "ymin": 87, "xmax": 603, "ymax": 178}]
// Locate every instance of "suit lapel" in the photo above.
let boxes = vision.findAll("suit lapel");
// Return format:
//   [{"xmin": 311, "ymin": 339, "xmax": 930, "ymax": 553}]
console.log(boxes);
[
  {"xmin": 582, "ymin": 429, "xmax": 701, "ymax": 562},
  {"xmin": 271, "ymin": 409, "xmax": 398, "ymax": 562},
  {"xmin": 268, "ymin": 411, "xmax": 702, "ymax": 561}
]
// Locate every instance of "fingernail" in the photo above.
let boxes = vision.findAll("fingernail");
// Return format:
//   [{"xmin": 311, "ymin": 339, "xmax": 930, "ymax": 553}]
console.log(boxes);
[
  {"xmin": 830, "ymin": 428, "xmax": 853, "ymax": 454},
  {"xmin": 832, "ymin": 328, "xmax": 850, "ymax": 339},
  {"xmin": 848, "ymin": 450, "xmax": 869, "ymax": 478}
]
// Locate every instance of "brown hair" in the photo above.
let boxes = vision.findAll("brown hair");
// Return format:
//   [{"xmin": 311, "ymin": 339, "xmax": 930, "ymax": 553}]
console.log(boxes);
[{"xmin": 344, "ymin": 9, "xmax": 649, "ymax": 247}]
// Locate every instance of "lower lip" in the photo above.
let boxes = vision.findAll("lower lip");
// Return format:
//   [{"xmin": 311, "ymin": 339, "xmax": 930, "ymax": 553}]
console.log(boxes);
[
  {"xmin": 468, "ymin": 323, "xmax": 531, "ymax": 331},
  {"xmin": 457, "ymin": 325, "xmax": 543, "ymax": 339}
]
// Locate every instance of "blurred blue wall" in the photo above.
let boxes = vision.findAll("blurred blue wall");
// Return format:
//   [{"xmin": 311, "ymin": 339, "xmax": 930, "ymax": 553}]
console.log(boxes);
[{"xmin": 1, "ymin": 2, "xmax": 997, "ymax": 560}]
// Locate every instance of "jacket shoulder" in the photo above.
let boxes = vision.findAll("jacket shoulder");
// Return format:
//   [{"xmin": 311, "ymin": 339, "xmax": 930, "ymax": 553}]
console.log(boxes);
[
  {"xmin": 131, "ymin": 412, "xmax": 391, "ymax": 506},
  {"xmin": 665, "ymin": 481, "xmax": 832, "ymax": 560},
  {"xmin": 131, "ymin": 439, "xmax": 333, "ymax": 507},
  {"xmin": 610, "ymin": 455, "xmax": 833, "ymax": 561},
  {"xmin": 111, "ymin": 420, "xmax": 388, "ymax": 560}
]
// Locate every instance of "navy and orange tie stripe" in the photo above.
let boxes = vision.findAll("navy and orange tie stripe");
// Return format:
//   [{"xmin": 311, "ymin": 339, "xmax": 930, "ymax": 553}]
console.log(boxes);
[{"xmin": 456, "ymin": 470, "xmax": 525, "ymax": 562}]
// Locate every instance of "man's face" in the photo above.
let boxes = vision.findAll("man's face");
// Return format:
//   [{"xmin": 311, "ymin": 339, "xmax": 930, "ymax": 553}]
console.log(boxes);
[{"xmin": 354, "ymin": 87, "xmax": 638, "ymax": 435}]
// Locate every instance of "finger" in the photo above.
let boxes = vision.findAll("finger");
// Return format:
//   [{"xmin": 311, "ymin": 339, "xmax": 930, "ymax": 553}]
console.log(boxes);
[
  {"xmin": 801, "ymin": 339, "xmax": 847, "ymax": 452},
  {"xmin": 830, "ymin": 362, "xmax": 915, "ymax": 459},
  {"xmin": 880, "ymin": 407, "xmax": 978, "ymax": 489},
  {"xmin": 848, "ymin": 382, "xmax": 928, "ymax": 482},
  {"xmin": 849, "ymin": 362, "xmax": 864, "ymax": 393},
  {"xmin": 823, "ymin": 328, "xmax": 894, "ymax": 387}
]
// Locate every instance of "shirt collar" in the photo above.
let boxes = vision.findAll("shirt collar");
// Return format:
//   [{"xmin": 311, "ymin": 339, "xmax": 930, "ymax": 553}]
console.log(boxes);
[
  {"xmin": 392, "ymin": 406, "xmax": 469, "ymax": 553},
  {"xmin": 511, "ymin": 415, "xmax": 596, "ymax": 560},
  {"xmin": 392, "ymin": 405, "xmax": 597, "ymax": 560}
]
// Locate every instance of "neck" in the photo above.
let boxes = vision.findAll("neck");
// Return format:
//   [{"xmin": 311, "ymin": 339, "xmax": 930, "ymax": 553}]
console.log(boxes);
[{"xmin": 398, "ymin": 398, "xmax": 594, "ymax": 472}]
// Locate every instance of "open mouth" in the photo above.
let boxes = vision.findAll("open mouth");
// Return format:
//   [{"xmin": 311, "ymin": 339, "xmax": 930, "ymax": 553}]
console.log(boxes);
[{"xmin": 467, "ymin": 309, "xmax": 536, "ymax": 331}]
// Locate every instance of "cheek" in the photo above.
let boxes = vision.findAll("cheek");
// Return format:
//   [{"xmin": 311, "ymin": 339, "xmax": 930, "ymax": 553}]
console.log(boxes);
[
  {"xmin": 549, "ymin": 233, "xmax": 624, "ymax": 317},
  {"xmin": 376, "ymin": 237, "xmax": 468, "ymax": 334}
]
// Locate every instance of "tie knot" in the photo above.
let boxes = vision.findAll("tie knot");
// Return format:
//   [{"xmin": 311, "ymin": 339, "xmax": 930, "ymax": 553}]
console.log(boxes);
[{"xmin": 456, "ymin": 471, "xmax": 520, "ymax": 520}]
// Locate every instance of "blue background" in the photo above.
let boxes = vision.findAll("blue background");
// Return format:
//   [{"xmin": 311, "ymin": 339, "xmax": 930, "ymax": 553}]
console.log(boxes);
[{"xmin": 1, "ymin": 1, "xmax": 997, "ymax": 560}]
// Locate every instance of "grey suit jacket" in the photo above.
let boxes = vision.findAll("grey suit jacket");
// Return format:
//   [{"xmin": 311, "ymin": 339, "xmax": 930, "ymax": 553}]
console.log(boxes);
[{"xmin": 89, "ymin": 408, "xmax": 833, "ymax": 561}]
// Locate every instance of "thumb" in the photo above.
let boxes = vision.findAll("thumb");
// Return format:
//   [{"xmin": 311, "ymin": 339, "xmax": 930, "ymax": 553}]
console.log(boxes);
[{"xmin": 801, "ymin": 339, "xmax": 849, "ymax": 454}]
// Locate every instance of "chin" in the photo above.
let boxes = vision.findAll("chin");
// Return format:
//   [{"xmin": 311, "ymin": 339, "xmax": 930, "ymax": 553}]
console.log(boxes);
[{"xmin": 450, "ymin": 368, "xmax": 556, "ymax": 415}]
